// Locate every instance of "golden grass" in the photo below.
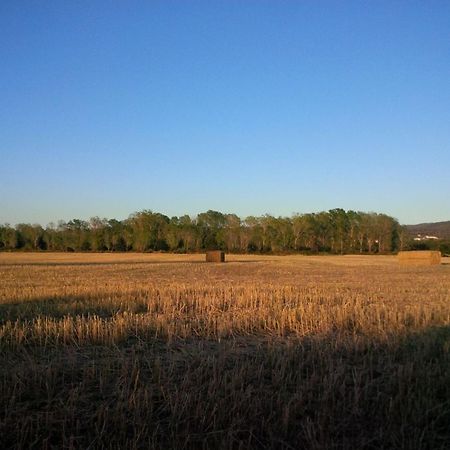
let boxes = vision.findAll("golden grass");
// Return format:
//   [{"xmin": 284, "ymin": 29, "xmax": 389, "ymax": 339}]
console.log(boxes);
[{"xmin": 1, "ymin": 253, "xmax": 450, "ymax": 449}]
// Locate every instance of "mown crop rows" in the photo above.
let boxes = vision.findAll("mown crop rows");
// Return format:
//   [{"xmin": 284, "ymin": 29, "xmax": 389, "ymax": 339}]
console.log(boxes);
[{"xmin": 1, "ymin": 254, "xmax": 449, "ymax": 449}]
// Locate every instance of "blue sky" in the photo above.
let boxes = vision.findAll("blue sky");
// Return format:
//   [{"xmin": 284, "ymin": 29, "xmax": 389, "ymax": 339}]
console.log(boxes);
[{"xmin": 1, "ymin": 1, "xmax": 449, "ymax": 225}]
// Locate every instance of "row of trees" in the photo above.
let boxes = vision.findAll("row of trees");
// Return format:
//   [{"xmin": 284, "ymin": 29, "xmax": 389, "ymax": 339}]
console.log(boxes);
[{"xmin": 0, "ymin": 209, "xmax": 411, "ymax": 254}]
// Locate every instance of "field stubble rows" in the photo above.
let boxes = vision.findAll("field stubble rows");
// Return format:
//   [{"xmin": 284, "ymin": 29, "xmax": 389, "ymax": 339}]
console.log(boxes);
[{"xmin": 0, "ymin": 253, "xmax": 449, "ymax": 449}]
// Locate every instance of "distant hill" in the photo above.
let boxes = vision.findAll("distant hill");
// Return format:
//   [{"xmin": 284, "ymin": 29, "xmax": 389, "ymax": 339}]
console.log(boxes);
[{"xmin": 406, "ymin": 221, "xmax": 450, "ymax": 239}]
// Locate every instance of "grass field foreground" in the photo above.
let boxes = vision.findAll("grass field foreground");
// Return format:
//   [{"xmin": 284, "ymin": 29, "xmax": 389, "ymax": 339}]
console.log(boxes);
[{"xmin": 1, "ymin": 253, "xmax": 449, "ymax": 449}]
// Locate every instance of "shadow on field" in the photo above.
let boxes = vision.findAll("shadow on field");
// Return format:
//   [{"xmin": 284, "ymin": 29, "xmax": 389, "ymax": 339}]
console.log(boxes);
[
  {"xmin": 1, "ymin": 261, "xmax": 205, "ymax": 267},
  {"xmin": 0, "ymin": 260, "xmax": 271, "ymax": 267},
  {"xmin": 229, "ymin": 259, "xmax": 278, "ymax": 263},
  {"xmin": 0, "ymin": 294, "xmax": 150, "ymax": 323},
  {"xmin": 1, "ymin": 322, "xmax": 450, "ymax": 449}
]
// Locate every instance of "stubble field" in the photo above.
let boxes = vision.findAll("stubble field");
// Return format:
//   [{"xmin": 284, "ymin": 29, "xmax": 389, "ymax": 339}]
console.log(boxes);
[{"xmin": 1, "ymin": 253, "xmax": 450, "ymax": 449}]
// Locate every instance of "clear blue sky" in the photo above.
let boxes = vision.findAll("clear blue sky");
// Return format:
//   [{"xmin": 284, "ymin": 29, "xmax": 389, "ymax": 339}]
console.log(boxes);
[{"xmin": 1, "ymin": 1, "xmax": 449, "ymax": 226}]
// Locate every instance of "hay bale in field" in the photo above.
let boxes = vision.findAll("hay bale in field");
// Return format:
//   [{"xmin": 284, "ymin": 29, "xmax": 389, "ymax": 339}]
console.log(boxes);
[
  {"xmin": 397, "ymin": 250, "xmax": 441, "ymax": 266},
  {"xmin": 205, "ymin": 251, "xmax": 225, "ymax": 263}
]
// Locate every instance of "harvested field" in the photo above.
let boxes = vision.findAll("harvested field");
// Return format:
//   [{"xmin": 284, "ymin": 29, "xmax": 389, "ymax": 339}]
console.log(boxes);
[{"xmin": 1, "ymin": 253, "xmax": 450, "ymax": 449}]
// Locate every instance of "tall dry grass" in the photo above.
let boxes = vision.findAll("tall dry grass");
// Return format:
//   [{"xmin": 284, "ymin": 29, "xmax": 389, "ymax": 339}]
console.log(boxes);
[{"xmin": 1, "ymin": 253, "xmax": 449, "ymax": 449}]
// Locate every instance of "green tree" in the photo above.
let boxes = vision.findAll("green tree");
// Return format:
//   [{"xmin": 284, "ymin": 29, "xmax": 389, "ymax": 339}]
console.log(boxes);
[
  {"xmin": 197, "ymin": 210, "xmax": 226, "ymax": 250},
  {"xmin": 328, "ymin": 208, "xmax": 350, "ymax": 254}
]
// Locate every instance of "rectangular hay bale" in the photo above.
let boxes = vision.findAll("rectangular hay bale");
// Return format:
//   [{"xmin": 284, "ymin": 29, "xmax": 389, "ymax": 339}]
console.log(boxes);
[
  {"xmin": 205, "ymin": 251, "xmax": 225, "ymax": 263},
  {"xmin": 397, "ymin": 251, "xmax": 441, "ymax": 266}
]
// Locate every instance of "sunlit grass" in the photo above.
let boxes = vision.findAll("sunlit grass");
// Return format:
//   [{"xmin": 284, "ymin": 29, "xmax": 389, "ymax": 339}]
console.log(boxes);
[{"xmin": 1, "ymin": 253, "xmax": 449, "ymax": 449}]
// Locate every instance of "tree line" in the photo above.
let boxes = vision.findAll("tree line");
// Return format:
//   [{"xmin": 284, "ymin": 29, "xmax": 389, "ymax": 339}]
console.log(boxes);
[{"xmin": 0, "ymin": 208, "xmax": 416, "ymax": 254}]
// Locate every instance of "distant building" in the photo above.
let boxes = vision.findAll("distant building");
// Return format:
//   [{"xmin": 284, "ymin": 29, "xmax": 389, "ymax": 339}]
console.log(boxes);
[{"xmin": 413, "ymin": 234, "xmax": 439, "ymax": 241}]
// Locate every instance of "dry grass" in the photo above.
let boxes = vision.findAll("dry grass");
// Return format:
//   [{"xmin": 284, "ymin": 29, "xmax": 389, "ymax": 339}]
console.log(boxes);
[{"xmin": 1, "ymin": 253, "xmax": 450, "ymax": 449}]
